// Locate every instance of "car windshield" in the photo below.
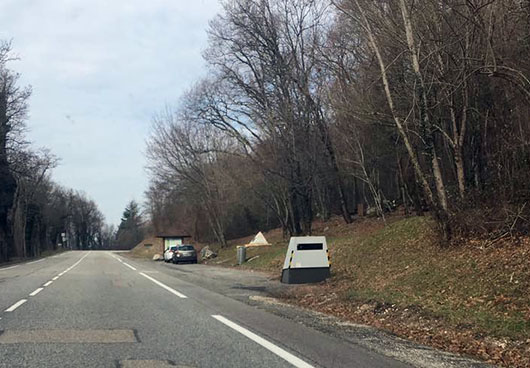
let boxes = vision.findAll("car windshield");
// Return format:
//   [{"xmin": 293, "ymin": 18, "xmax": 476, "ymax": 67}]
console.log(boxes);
[
  {"xmin": 169, "ymin": 246, "xmax": 178, "ymax": 251},
  {"xmin": 178, "ymin": 245, "xmax": 194, "ymax": 251}
]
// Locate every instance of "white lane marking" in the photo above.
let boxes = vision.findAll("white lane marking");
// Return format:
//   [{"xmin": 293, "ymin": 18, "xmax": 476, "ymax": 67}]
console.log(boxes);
[
  {"xmin": 35, "ymin": 253, "xmax": 89, "ymax": 292},
  {"xmin": 5, "ymin": 299, "xmax": 27, "ymax": 312},
  {"xmin": 122, "ymin": 262, "xmax": 137, "ymax": 271},
  {"xmin": 2, "ymin": 253, "xmax": 88, "ymax": 312},
  {"xmin": 29, "ymin": 287, "xmax": 44, "ymax": 296},
  {"xmin": 139, "ymin": 272, "xmax": 187, "ymax": 298},
  {"xmin": 28, "ymin": 259, "xmax": 45, "ymax": 265},
  {"xmin": 69, "ymin": 252, "xmax": 90, "ymax": 269},
  {"xmin": 111, "ymin": 253, "xmax": 137, "ymax": 271},
  {"xmin": 211, "ymin": 315, "xmax": 314, "ymax": 368},
  {"xmin": 57, "ymin": 251, "xmax": 89, "ymax": 276},
  {"xmin": 0, "ymin": 265, "xmax": 19, "ymax": 271}
]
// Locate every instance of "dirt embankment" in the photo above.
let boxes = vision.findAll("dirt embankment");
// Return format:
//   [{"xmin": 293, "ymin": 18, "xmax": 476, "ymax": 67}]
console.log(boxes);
[{"xmin": 205, "ymin": 214, "xmax": 530, "ymax": 368}]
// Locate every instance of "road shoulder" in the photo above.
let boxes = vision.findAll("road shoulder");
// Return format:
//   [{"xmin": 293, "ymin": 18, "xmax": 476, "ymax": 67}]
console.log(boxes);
[{"xmin": 122, "ymin": 254, "xmax": 492, "ymax": 368}]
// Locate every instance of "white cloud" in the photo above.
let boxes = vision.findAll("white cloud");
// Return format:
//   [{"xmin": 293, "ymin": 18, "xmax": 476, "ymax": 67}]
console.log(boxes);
[{"xmin": 0, "ymin": 0, "xmax": 221, "ymax": 224}]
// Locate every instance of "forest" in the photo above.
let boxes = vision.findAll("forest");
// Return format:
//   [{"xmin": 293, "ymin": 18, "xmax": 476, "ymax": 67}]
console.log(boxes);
[
  {"xmin": 0, "ymin": 41, "xmax": 113, "ymax": 261},
  {"xmin": 146, "ymin": 0, "xmax": 530, "ymax": 247},
  {"xmin": 2, "ymin": 0, "xmax": 529, "ymax": 259}
]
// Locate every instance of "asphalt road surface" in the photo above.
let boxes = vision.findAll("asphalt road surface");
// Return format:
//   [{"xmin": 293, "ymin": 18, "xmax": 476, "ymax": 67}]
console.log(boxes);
[{"xmin": 0, "ymin": 251, "xmax": 416, "ymax": 367}]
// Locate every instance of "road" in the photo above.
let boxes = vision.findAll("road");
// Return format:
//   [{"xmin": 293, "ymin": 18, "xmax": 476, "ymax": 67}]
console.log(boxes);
[{"xmin": 0, "ymin": 251, "xmax": 462, "ymax": 367}]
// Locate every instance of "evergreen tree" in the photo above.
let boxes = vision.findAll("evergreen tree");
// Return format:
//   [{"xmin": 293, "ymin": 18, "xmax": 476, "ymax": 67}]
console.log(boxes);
[{"xmin": 115, "ymin": 200, "xmax": 144, "ymax": 249}]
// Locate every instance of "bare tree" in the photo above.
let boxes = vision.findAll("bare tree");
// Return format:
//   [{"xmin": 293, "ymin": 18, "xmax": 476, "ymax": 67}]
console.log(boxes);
[
  {"xmin": 0, "ymin": 41, "xmax": 31, "ymax": 261},
  {"xmin": 147, "ymin": 109, "xmax": 236, "ymax": 246}
]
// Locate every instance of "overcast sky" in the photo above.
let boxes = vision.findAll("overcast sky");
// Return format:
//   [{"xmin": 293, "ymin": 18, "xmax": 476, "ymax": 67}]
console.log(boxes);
[{"xmin": 0, "ymin": 0, "xmax": 221, "ymax": 225}]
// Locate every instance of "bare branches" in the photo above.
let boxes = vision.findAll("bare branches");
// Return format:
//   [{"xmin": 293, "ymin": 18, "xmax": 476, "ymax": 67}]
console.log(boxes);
[{"xmin": 145, "ymin": 0, "xmax": 530, "ymax": 245}]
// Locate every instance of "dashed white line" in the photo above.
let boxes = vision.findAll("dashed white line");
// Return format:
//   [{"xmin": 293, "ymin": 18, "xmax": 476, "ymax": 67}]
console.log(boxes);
[
  {"xmin": 29, "ymin": 287, "xmax": 44, "ymax": 296},
  {"xmin": 5, "ymin": 299, "xmax": 27, "ymax": 312},
  {"xmin": 1, "ymin": 252, "xmax": 89, "ymax": 315},
  {"xmin": 139, "ymin": 272, "xmax": 187, "ymax": 298},
  {"xmin": 212, "ymin": 315, "xmax": 314, "ymax": 368},
  {"xmin": 122, "ymin": 262, "xmax": 137, "ymax": 271}
]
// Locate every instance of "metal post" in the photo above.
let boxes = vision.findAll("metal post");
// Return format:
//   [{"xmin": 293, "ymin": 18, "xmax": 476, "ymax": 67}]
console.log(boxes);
[{"xmin": 236, "ymin": 246, "xmax": 246, "ymax": 265}]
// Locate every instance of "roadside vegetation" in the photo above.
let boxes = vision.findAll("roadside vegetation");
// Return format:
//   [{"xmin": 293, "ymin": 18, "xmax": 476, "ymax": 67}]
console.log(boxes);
[
  {"xmin": 0, "ymin": 41, "xmax": 114, "ymax": 261},
  {"xmin": 205, "ymin": 215, "xmax": 530, "ymax": 367},
  {"xmin": 0, "ymin": 37, "xmax": 145, "ymax": 259},
  {"xmin": 139, "ymin": 3, "xmax": 530, "ymax": 363},
  {"xmin": 144, "ymin": 0, "xmax": 530, "ymax": 249}
]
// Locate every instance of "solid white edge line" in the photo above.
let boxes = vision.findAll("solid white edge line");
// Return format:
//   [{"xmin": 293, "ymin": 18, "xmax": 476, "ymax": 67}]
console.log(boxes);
[
  {"xmin": 139, "ymin": 272, "xmax": 187, "ymax": 298},
  {"xmin": 28, "ymin": 259, "xmax": 45, "ymax": 264},
  {"xmin": 29, "ymin": 287, "xmax": 44, "ymax": 296},
  {"xmin": 211, "ymin": 315, "xmax": 314, "ymax": 368},
  {"xmin": 43, "ymin": 281, "xmax": 53, "ymax": 287},
  {"xmin": 5, "ymin": 299, "xmax": 27, "ymax": 312},
  {"xmin": 122, "ymin": 262, "xmax": 137, "ymax": 271},
  {"xmin": 0, "ymin": 265, "xmax": 19, "ymax": 271},
  {"xmin": 65, "ymin": 251, "xmax": 90, "ymax": 271}
]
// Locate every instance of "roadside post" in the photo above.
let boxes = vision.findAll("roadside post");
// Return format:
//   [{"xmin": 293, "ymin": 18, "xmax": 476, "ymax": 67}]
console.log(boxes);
[
  {"xmin": 236, "ymin": 246, "xmax": 246, "ymax": 265},
  {"xmin": 281, "ymin": 236, "xmax": 330, "ymax": 284}
]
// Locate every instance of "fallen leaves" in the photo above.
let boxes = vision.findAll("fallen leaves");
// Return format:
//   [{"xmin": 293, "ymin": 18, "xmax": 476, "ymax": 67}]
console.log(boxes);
[{"xmin": 277, "ymin": 279, "xmax": 530, "ymax": 368}]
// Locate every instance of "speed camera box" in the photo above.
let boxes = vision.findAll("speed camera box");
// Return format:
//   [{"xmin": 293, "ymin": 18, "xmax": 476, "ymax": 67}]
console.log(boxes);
[{"xmin": 281, "ymin": 236, "xmax": 330, "ymax": 284}]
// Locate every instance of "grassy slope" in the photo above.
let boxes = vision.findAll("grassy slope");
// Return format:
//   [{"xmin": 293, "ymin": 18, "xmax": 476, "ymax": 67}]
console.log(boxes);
[
  {"xmin": 129, "ymin": 237, "xmax": 164, "ymax": 259},
  {"xmin": 208, "ymin": 215, "xmax": 530, "ymax": 341}
]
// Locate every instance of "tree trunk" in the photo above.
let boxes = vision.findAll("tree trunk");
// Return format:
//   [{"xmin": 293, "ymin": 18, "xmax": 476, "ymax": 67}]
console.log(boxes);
[
  {"xmin": 12, "ymin": 192, "xmax": 27, "ymax": 258},
  {"xmin": 431, "ymin": 150, "xmax": 448, "ymax": 211},
  {"xmin": 317, "ymin": 120, "xmax": 352, "ymax": 223},
  {"xmin": 0, "ymin": 163, "xmax": 16, "ymax": 262},
  {"xmin": 399, "ymin": 0, "xmax": 450, "ymax": 212},
  {"xmin": 353, "ymin": 0, "xmax": 436, "ymax": 209},
  {"xmin": 454, "ymin": 151, "xmax": 466, "ymax": 199}
]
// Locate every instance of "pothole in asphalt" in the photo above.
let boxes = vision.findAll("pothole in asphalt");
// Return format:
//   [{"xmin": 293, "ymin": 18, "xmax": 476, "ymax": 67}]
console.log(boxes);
[{"xmin": 0, "ymin": 329, "xmax": 138, "ymax": 343}]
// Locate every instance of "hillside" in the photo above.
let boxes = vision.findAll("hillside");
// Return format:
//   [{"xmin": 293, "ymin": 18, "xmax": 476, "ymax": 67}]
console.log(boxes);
[
  {"xmin": 205, "ymin": 214, "xmax": 530, "ymax": 367},
  {"xmin": 129, "ymin": 237, "xmax": 164, "ymax": 259}
]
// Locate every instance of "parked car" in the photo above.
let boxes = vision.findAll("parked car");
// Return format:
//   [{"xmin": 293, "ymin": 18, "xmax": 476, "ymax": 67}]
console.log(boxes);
[
  {"xmin": 172, "ymin": 244, "xmax": 197, "ymax": 264},
  {"xmin": 163, "ymin": 246, "xmax": 178, "ymax": 262}
]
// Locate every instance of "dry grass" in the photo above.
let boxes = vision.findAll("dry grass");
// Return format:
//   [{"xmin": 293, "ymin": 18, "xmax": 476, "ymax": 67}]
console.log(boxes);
[
  {"xmin": 128, "ymin": 237, "xmax": 164, "ymax": 259},
  {"xmin": 206, "ymin": 214, "xmax": 530, "ymax": 366}
]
